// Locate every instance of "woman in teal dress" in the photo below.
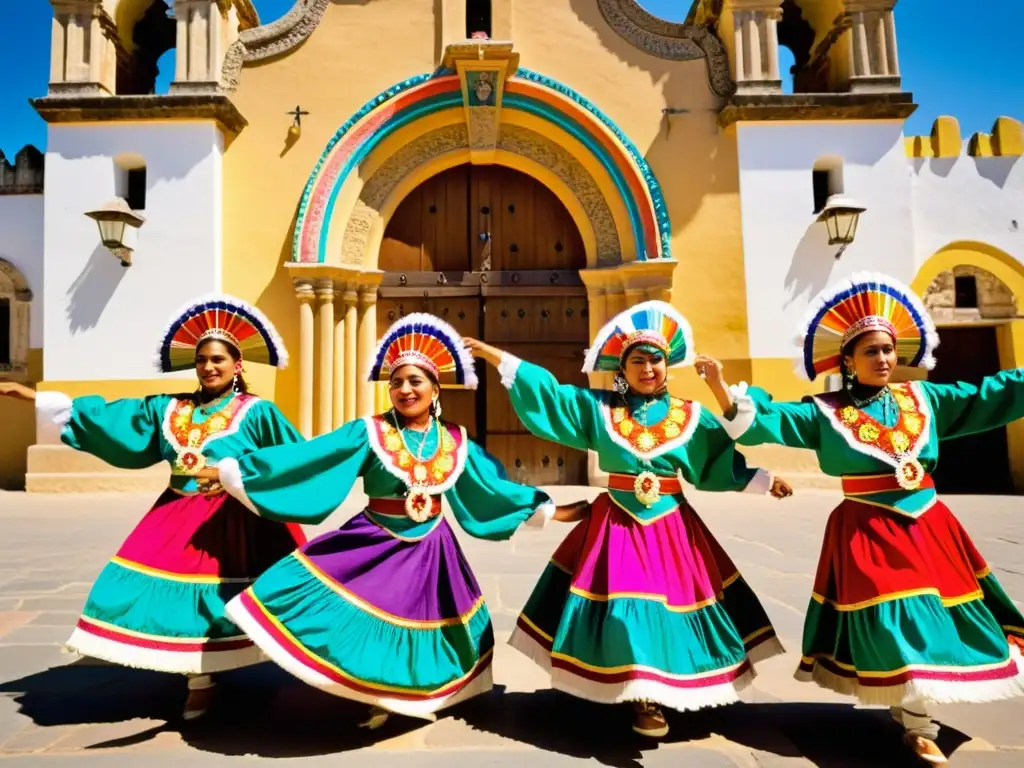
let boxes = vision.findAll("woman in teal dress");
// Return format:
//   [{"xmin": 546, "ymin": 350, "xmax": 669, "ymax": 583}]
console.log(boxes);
[
  {"xmin": 0, "ymin": 295, "xmax": 307, "ymax": 720},
  {"xmin": 709, "ymin": 273, "xmax": 1024, "ymax": 764},
  {"xmin": 204, "ymin": 313, "xmax": 586, "ymax": 729},
  {"xmin": 465, "ymin": 299, "xmax": 793, "ymax": 739}
]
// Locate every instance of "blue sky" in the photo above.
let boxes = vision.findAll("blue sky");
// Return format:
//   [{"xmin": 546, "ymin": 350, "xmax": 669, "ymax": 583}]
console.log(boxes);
[{"xmin": 1, "ymin": 1, "xmax": 1021, "ymax": 158}]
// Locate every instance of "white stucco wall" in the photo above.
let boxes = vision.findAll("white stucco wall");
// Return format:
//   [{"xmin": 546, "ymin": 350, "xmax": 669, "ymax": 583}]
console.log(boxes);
[
  {"xmin": 0, "ymin": 194, "xmax": 44, "ymax": 348},
  {"xmin": 43, "ymin": 123, "xmax": 223, "ymax": 381},
  {"xmin": 736, "ymin": 121, "xmax": 916, "ymax": 360},
  {"xmin": 910, "ymin": 146, "xmax": 1024, "ymax": 267}
]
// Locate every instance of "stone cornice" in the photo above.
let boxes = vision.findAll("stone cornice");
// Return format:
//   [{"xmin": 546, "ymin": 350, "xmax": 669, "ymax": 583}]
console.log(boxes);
[
  {"xmin": 596, "ymin": 0, "xmax": 735, "ymax": 98},
  {"xmin": 718, "ymin": 92, "xmax": 917, "ymax": 127},
  {"xmin": 31, "ymin": 94, "xmax": 248, "ymax": 134}
]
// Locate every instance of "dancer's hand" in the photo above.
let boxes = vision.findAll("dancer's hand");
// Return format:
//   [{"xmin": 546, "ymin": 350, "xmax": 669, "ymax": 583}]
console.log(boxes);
[
  {"xmin": 694, "ymin": 355, "xmax": 734, "ymax": 416},
  {"xmin": 769, "ymin": 477, "xmax": 794, "ymax": 499},
  {"xmin": 463, "ymin": 337, "xmax": 503, "ymax": 367},
  {"xmin": 553, "ymin": 500, "xmax": 590, "ymax": 523},
  {"xmin": 0, "ymin": 382, "xmax": 36, "ymax": 402},
  {"xmin": 694, "ymin": 355, "xmax": 724, "ymax": 386}
]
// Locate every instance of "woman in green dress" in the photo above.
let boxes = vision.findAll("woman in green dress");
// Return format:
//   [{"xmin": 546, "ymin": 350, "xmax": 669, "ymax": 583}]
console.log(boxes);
[
  {"xmin": 708, "ymin": 272, "xmax": 1024, "ymax": 764},
  {"xmin": 464, "ymin": 299, "xmax": 793, "ymax": 739},
  {"xmin": 0, "ymin": 295, "xmax": 306, "ymax": 720},
  {"xmin": 203, "ymin": 312, "xmax": 586, "ymax": 728}
]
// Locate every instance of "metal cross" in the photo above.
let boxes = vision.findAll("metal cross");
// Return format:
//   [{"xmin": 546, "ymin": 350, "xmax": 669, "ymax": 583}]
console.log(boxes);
[{"xmin": 288, "ymin": 106, "xmax": 310, "ymax": 127}]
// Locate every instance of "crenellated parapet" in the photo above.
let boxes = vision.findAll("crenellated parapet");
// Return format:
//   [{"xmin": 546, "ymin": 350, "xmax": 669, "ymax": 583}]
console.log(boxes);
[
  {"xmin": 0, "ymin": 146, "xmax": 45, "ymax": 196},
  {"xmin": 905, "ymin": 116, "xmax": 1024, "ymax": 159}
]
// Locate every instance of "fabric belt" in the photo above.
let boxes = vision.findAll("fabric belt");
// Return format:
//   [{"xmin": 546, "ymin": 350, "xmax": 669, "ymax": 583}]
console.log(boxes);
[
  {"xmin": 607, "ymin": 473, "xmax": 683, "ymax": 495},
  {"xmin": 367, "ymin": 496, "xmax": 442, "ymax": 519},
  {"xmin": 842, "ymin": 473, "xmax": 935, "ymax": 495}
]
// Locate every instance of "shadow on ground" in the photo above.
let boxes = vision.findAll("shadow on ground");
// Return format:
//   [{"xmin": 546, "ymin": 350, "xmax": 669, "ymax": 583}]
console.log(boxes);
[{"xmin": 0, "ymin": 667, "xmax": 972, "ymax": 765}]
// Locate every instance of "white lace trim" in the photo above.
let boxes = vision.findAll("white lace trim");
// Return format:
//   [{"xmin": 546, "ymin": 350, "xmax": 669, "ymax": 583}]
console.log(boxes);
[
  {"xmin": 498, "ymin": 353, "xmax": 522, "ymax": 389},
  {"xmin": 35, "ymin": 391, "xmax": 73, "ymax": 445}
]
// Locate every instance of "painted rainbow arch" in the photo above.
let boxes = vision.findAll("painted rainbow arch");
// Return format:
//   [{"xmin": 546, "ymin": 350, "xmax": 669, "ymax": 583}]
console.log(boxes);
[{"xmin": 292, "ymin": 68, "xmax": 672, "ymax": 264}]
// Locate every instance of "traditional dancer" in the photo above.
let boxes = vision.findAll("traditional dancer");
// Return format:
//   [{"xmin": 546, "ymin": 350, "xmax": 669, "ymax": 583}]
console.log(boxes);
[
  {"xmin": 464, "ymin": 300, "xmax": 793, "ymax": 739},
  {"xmin": 708, "ymin": 273, "xmax": 1024, "ymax": 764},
  {"xmin": 0, "ymin": 295, "xmax": 307, "ymax": 720},
  {"xmin": 203, "ymin": 313, "xmax": 587, "ymax": 729}
]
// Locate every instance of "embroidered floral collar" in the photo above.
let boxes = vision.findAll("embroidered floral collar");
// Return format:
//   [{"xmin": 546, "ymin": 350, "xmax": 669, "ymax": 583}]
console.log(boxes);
[{"xmin": 602, "ymin": 394, "xmax": 700, "ymax": 459}]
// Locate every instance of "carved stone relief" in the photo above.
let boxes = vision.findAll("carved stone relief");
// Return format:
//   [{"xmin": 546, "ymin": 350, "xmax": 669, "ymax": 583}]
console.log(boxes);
[
  {"xmin": 596, "ymin": 0, "xmax": 735, "ymax": 97},
  {"xmin": 336, "ymin": 123, "xmax": 621, "ymax": 268}
]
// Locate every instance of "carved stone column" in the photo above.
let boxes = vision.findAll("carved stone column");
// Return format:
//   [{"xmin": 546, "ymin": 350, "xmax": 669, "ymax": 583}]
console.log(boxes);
[
  {"xmin": 356, "ymin": 289, "xmax": 378, "ymax": 418},
  {"xmin": 844, "ymin": 1, "xmax": 901, "ymax": 92},
  {"xmin": 49, "ymin": 1, "xmax": 117, "ymax": 95},
  {"xmin": 720, "ymin": 0, "xmax": 784, "ymax": 95},
  {"xmin": 343, "ymin": 288, "xmax": 359, "ymax": 422},
  {"xmin": 295, "ymin": 281, "xmax": 316, "ymax": 439},
  {"xmin": 314, "ymin": 279, "xmax": 335, "ymax": 436},
  {"xmin": 332, "ymin": 292, "xmax": 347, "ymax": 430},
  {"xmin": 171, "ymin": 0, "xmax": 256, "ymax": 93}
]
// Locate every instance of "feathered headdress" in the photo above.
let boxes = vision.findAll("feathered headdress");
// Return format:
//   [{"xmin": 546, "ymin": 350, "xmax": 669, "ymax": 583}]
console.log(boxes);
[
  {"xmin": 369, "ymin": 313, "xmax": 478, "ymax": 389},
  {"xmin": 583, "ymin": 300, "xmax": 695, "ymax": 373},
  {"xmin": 155, "ymin": 294, "xmax": 288, "ymax": 373},
  {"xmin": 796, "ymin": 272, "xmax": 938, "ymax": 381}
]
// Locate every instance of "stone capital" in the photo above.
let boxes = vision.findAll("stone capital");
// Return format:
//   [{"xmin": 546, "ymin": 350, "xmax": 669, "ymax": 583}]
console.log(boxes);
[{"xmin": 294, "ymin": 280, "xmax": 316, "ymax": 302}]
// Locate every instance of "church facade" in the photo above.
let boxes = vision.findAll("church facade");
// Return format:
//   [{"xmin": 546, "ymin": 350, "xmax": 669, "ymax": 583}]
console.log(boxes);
[{"xmin": 1, "ymin": 0, "xmax": 1022, "ymax": 493}]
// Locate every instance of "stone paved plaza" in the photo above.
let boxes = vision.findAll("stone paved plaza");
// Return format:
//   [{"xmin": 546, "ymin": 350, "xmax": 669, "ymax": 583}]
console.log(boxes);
[{"xmin": 1, "ymin": 486, "xmax": 1023, "ymax": 766}]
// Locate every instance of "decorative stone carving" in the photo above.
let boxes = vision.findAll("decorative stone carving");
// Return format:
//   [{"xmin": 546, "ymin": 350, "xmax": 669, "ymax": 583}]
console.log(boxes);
[
  {"xmin": 337, "ymin": 123, "xmax": 620, "ymax": 268},
  {"xmin": 221, "ymin": 0, "xmax": 330, "ymax": 90},
  {"xmin": 468, "ymin": 106, "xmax": 499, "ymax": 150},
  {"xmin": 596, "ymin": 0, "xmax": 735, "ymax": 98}
]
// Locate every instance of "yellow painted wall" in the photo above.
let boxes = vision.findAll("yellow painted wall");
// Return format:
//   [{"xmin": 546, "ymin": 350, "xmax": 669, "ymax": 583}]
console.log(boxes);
[
  {"xmin": 220, "ymin": 0, "xmax": 753, "ymax": 424},
  {"xmin": 0, "ymin": 349, "xmax": 42, "ymax": 490},
  {"xmin": 222, "ymin": 0, "xmax": 441, "ymax": 424}
]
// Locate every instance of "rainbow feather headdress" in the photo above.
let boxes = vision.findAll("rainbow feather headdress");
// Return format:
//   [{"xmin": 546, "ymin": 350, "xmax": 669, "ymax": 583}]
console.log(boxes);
[
  {"xmin": 583, "ymin": 300, "xmax": 695, "ymax": 373},
  {"xmin": 155, "ymin": 294, "xmax": 288, "ymax": 373},
  {"xmin": 796, "ymin": 272, "xmax": 939, "ymax": 381},
  {"xmin": 369, "ymin": 313, "xmax": 478, "ymax": 389}
]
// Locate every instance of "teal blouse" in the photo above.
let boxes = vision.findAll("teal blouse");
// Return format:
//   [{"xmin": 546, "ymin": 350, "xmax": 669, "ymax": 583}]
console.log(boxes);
[
  {"xmin": 219, "ymin": 415, "xmax": 553, "ymax": 542},
  {"xmin": 37, "ymin": 391, "xmax": 303, "ymax": 495},
  {"xmin": 727, "ymin": 369, "xmax": 1024, "ymax": 516},
  {"xmin": 497, "ymin": 355, "xmax": 770, "ymax": 524}
]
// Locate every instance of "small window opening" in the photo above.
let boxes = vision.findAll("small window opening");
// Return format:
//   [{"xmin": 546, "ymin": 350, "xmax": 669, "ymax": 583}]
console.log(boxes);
[
  {"xmin": 466, "ymin": 0, "xmax": 492, "ymax": 39},
  {"xmin": 127, "ymin": 168, "xmax": 147, "ymax": 211},
  {"xmin": 954, "ymin": 275, "xmax": 978, "ymax": 309},
  {"xmin": 0, "ymin": 298, "xmax": 10, "ymax": 367},
  {"xmin": 812, "ymin": 157, "xmax": 844, "ymax": 214}
]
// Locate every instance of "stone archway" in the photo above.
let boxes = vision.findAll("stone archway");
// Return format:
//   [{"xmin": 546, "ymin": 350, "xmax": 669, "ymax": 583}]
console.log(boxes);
[
  {"xmin": 284, "ymin": 44, "xmax": 679, "ymax": 440},
  {"xmin": 913, "ymin": 242, "xmax": 1024, "ymax": 491},
  {"xmin": 0, "ymin": 258, "xmax": 32, "ymax": 378}
]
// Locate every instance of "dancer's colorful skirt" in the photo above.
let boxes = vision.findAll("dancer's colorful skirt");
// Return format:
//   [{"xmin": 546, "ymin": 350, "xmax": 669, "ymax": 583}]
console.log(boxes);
[
  {"xmin": 799, "ymin": 496, "xmax": 1024, "ymax": 705},
  {"xmin": 509, "ymin": 493, "xmax": 784, "ymax": 711},
  {"xmin": 66, "ymin": 489, "xmax": 306, "ymax": 674},
  {"xmin": 225, "ymin": 512, "xmax": 494, "ymax": 720}
]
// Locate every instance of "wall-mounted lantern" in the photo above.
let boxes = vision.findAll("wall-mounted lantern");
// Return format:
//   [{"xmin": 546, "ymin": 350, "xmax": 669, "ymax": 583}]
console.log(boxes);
[
  {"xmin": 85, "ymin": 198, "xmax": 145, "ymax": 267},
  {"xmin": 817, "ymin": 194, "xmax": 866, "ymax": 259}
]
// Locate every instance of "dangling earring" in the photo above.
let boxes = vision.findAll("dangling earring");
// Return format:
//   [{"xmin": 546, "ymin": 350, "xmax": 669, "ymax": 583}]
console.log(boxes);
[
  {"xmin": 612, "ymin": 374, "xmax": 629, "ymax": 395},
  {"xmin": 843, "ymin": 367, "xmax": 856, "ymax": 391},
  {"xmin": 233, "ymin": 373, "xmax": 241, "ymax": 393},
  {"xmin": 431, "ymin": 396, "xmax": 442, "ymax": 419}
]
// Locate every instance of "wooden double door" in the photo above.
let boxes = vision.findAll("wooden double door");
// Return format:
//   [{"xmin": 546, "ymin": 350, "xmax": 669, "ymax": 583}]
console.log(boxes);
[{"xmin": 377, "ymin": 164, "xmax": 590, "ymax": 485}]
